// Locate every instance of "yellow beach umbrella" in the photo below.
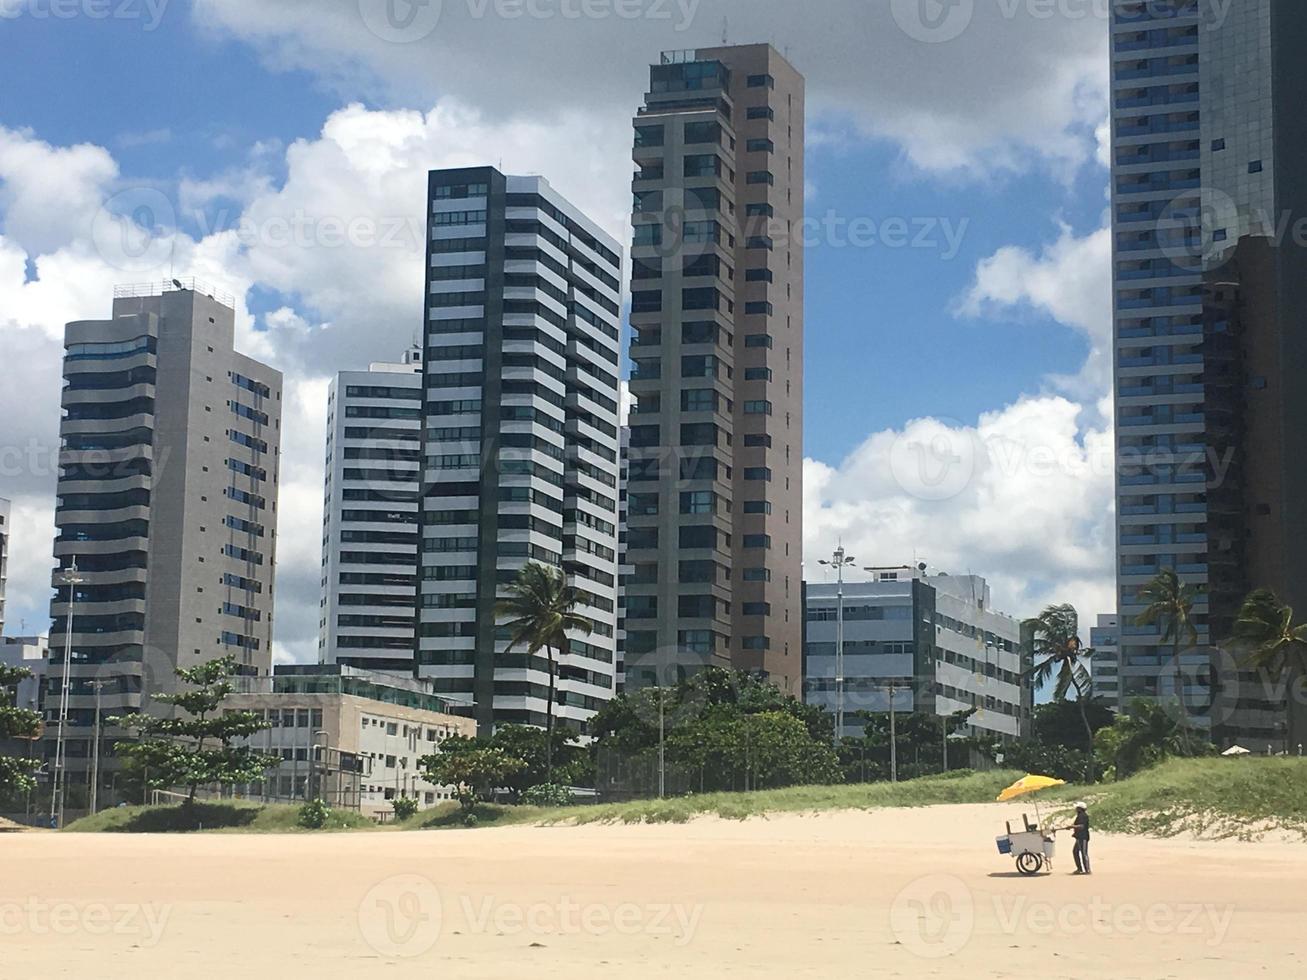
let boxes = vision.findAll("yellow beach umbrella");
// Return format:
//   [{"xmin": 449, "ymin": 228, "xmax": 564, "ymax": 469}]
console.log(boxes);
[{"xmin": 996, "ymin": 774, "xmax": 1066, "ymax": 802}]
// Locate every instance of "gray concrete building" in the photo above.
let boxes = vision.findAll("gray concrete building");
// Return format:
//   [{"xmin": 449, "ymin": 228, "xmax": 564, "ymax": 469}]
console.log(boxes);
[
  {"xmin": 48, "ymin": 280, "xmax": 282, "ymax": 785},
  {"xmin": 415, "ymin": 167, "xmax": 622, "ymax": 736},
  {"xmin": 624, "ymin": 44, "xmax": 806, "ymax": 695},
  {"xmin": 319, "ymin": 346, "xmax": 423, "ymax": 672},
  {"xmin": 1110, "ymin": 1, "xmax": 1307, "ymax": 750},
  {"xmin": 804, "ymin": 567, "xmax": 1030, "ymax": 742}
]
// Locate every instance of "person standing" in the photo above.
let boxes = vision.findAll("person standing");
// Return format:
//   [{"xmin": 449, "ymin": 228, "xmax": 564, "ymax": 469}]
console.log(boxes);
[{"xmin": 1068, "ymin": 802, "xmax": 1091, "ymax": 875}]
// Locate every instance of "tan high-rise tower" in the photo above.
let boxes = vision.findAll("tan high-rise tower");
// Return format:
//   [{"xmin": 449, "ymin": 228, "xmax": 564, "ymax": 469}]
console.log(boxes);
[{"xmin": 624, "ymin": 44, "xmax": 804, "ymax": 695}]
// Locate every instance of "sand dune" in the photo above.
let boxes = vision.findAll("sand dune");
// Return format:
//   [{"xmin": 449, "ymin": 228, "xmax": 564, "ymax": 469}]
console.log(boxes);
[{"xmin": 3, "ymin": 802, "xmax": 1302, "ymax": 978}]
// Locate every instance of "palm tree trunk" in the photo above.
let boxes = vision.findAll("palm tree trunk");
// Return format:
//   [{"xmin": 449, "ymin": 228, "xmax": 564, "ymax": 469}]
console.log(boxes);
[
  {"xmin": 1075, "ymin": 681, "xmax": 1095, "ymax": 783},
  {"xmin": 1174, "ymin": 633, "xmax": 1192, "ymax": 756},
  {"xmin": 545, "ymin": 643, "xmax": 556, "ymax": 784}
]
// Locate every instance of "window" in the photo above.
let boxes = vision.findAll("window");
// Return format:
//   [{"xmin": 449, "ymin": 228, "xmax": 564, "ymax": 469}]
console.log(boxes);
[
  {"xmin": 681, "ymin": 389, "xmax": 717, "ymax": 413},
  {"xmin": 679, "ymin": 560, "xmax": 722, "ymax": 584},
  {"xmin": 746, "ymin": 171, "xmax": 775, "ymax": 186},
  {"xmin": 684, "ymin": 154, "xmax": 722, "ymax": 179},
  {"xmin": 747, "ymin": 106, "xmax": 775, "ymax": 120},
  {"xmin": 743, "ymin": 401, "xmax": 773, "ymax": 416},
  {"xmin": 626, "ymin": 596, "xmax": 658, "ymax": 619},
  {"xmin": 747, "ymin": 74, "xmax": 776, "ymax": 89},
  {"xmin": 684, "ymin": 121, "xmax": 720, "ymax": 143},
  {"xmin": 745, "ymin": 268, "xmax": 773, "ymax": 282},
  {"xmin": 628, "ymin": 425, "xmax": 661, "ymax": 448},
  {"xmin": 679, "ymin": 595, "xmax": 718, "ymax": 619},
  {"xmin": 634, "ymin": 124, "xmax": 664, "ymax": 147},
  {"xmin": 742, "ymin": 602, "xmax": 771, "ymax": 616},
  {"xmin": 745, "ymin": 301, "xmax": 774, "ymax": 315},
  {"xmin": 680, "ymin": 491, "xmax": 716, "ymax": 514},
  {"xmin": 743, "ymin": 434, "xmax": 772, "ymax": 447},
  {"xmin": 631, "ymin": 290, "xmax": 662, "ymax": 314},
  {"xmin": 633, "ymin": 224, "xmax": 663, "ymax": 247},
  {"xmin": 1212, "ymin": 138, "xmax": 1225, "ymax": 151},
  {"xmin": 629, "ymin": 492, "xmax": 659, "ymax": 516},
  {"xmin": 681, "ymin": 354, "xmax": 718, "ymax": 378},
  {"xmin": 628, "ymin": 527, "xmax": 659, "ymax": 550},
  {"xmin": 742, "ymin": 636, "xmax": 770, "ymax": 650},
  {"xmin": 742, "ymin": 568, "xmax": 772, "ymax": 582},
  {"xmin": 679, "ymin": 525, "xmax": 721, "ymax": 550},
  {"xmin": 743, "ymin": 534, "xmax": 771, "ymax": 549},
  {"xmin": 682, "ymin": 287, "xmax": 721, "ymax": 311},
  {"xmin": 744, "ymin": 367, "xmax": 773, "ymax": 381},
  {"xmin": 743, "ymin": 467, "xmax": 772, "ymax": 481},
  {"xmin": 680, "ymin": 422, "xmax": 719, "ymax": 446},
  {"xmin": 747, "ymin": 138, "xmax": 775, "ymax": 153},
  {"xmin": 747, "ymin": 236, "xmax": 774, "ymax": 250},
  {"xmin": 746, "ymin": 203, "xmax": 775, "ymax": 217},
  {"xmin": 742, "ymin": 500, "xmax": 772, "ymax": 515},
  {"xmin": 682, "ymin": 322, "xmax": 719, "ymax": 344},
  {"xmin": 1249, "ymin": 160, "xmax": 1263, "ymax": 174},
  {"xmin": 744, "ymin": 334, "xmax": 774, "ymax": 348},
  {"xmin": 678, "ymin": 630, "xmax": 715, "ymax": 655}
]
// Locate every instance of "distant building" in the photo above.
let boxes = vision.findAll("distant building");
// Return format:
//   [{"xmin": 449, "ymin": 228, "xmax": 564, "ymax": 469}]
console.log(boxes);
[
  {"xmin": 49, "ymin": 280, "xmax": 282, "ymax": 791},
  {"xmin": 0, "ymin": 636, "xmax": 49, "ymax": 713},
  {"xmin": 804, "ymin": 567, "xmax": 1030, "ymax": 741},
  {"xmin": 227, "ymin": 665, "xmax": 475, "ymax": 817},
  {"xmin": 319, "ymin": 346, "xmax": 423, "ymax": 673},
  {"xmin": 0, "ymin": 496, "xmax": 9, "ymax": 634},
  {"xmin": 1089, "ymin": 614, "xmax": 1122, "ymax": 710}
]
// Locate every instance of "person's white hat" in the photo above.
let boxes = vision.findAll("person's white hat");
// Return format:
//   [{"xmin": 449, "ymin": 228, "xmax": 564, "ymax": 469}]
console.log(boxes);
[{"xmin": 1074, "ymin": 801, "xmax": 1087, "ymax": 810}]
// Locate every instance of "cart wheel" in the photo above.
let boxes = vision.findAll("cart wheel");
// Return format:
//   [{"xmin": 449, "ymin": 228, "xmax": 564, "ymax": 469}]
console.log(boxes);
[{"xmin": 1016, "ymin": 851, "xmax": 1043, "ymax": 876}]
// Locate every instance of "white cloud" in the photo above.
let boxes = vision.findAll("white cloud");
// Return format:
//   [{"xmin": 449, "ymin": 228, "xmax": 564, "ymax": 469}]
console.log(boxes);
[
  {"xmin": 192, "ymin": 0, "xmax": 1109, "ymax": 179},
  {"xmin": 804, "ymin": 395, "xmax": 1115, "ymax": 627},
  {"xmin": 960, "ymin": 219, "xmax": 1112, "ymax": 398}
]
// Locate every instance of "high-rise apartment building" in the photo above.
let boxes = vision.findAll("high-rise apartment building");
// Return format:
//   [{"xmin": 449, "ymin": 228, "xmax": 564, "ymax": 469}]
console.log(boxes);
[
  {"xmin": 1110, "ymin": 1, "xmax": 1307, "ymax": 751},
  {"xmin": 415, "ymin": 167, "xmax": 622, "ymax": 735},
  {"xmin": 623, "ymin": 44, "xmax": 805, "ymax": 694},
  {"xmin": 49, "ymin": 281, "xmax": 282, "ymax": 783},
  {"xmin": 1089, "ymin": 614, "xmax": 1123, "ymax": 710},
  {"xmin": 319, "ymin": 346, "xmax": 423, "ymax": 673}
]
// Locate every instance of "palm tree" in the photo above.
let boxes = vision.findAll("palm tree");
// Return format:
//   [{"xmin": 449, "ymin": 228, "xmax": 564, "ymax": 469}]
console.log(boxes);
[
  {"xmin": 1229, "ymin": 589, "xmax": 1307, "ymax": 750},
  {"xmin": 1135, "ymin": 568, "xmax": 1199, "ymax": 751},
  {"xmin": 1099, "ymin": 698, "xmax": 1191, "ymax": 778},
  {"xmin": 1024, "ymin": 603, "xmax": 1096, "ymax": 781},
  {"xmin": 495, "ymin": 562, "xmax": 593, "ymax": 782}
]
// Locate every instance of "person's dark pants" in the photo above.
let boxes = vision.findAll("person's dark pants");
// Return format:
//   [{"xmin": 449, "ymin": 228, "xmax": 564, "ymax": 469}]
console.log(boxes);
[{"xmin": 1073, "ymin": 838, "xmax": 1090, "ymax": 873}]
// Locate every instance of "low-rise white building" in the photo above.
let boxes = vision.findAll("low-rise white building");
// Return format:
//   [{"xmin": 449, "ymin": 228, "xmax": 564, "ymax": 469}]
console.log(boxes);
[{"xmin": 228, "ymin": 665, "xmax": 476, "ymax": 817}]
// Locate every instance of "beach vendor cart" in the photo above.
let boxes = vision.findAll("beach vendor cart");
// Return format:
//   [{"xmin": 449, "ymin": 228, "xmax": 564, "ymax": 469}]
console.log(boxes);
[{"xmin": 995, "ymin": 774, "xmax": 1065, "ymax": 875}]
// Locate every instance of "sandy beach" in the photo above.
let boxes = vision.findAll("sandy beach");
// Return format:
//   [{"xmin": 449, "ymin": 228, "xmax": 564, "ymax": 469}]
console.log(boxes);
[{"xmin": 3, "ymin": 803, "xmax": 1303, "ymax": 978}]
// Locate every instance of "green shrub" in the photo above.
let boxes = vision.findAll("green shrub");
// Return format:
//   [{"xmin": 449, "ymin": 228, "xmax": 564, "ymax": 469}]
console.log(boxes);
[
  {"xmin": 391, "ymin": 796, "xmax": 420, "ymax": 821},
  {"xmin": 298, "ymin": 798, "xmax": 331, "ymax": 829},
  {"xmin": 521, "ymin": 783, "xmax": 575, "ymax": 807}
]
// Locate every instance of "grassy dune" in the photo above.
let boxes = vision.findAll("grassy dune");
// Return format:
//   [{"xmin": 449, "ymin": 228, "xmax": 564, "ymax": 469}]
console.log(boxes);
[
  {"xmin": 62, "ymin": 758, "xmax": 1307, "ymax": 840},
  {"xmin": 1045, "ymin": 757, "xmax": 1307, "ymax": 841}
]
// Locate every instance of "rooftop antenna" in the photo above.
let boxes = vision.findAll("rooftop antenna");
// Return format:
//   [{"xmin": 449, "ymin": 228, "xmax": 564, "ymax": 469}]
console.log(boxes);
[{"xmin": 721, "ymin": 16, "xmax": 729, "ymax": 44}]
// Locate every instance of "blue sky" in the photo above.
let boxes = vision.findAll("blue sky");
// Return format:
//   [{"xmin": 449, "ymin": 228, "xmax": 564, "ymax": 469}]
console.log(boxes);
[{"xmin": 0, "ymin": 0, "xmax": 1116, "ymax": 658}]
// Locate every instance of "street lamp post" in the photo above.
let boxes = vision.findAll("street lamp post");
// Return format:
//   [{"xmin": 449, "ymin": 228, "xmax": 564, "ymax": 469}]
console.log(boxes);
[
  {"xmin": 888, "ymin": 679, "xmax": 898, "ymax": 784},
  {"xmin": 89, "ymin": 679, "xmax": 107, "ymax": 815},
  {"xmin": 818, "ymin": 546, "xmax": 856, "ymax": 745},
  {"xmin": 51, "ymin": 558, "xmax": 84, "ymax": 830}
]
